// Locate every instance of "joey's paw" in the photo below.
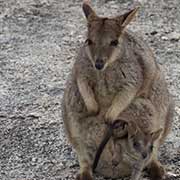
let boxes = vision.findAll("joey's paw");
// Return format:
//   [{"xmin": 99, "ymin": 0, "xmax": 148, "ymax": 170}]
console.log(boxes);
[{"xmin": 76, "ymin": 171, "xmax": 93, "ymax": 180}]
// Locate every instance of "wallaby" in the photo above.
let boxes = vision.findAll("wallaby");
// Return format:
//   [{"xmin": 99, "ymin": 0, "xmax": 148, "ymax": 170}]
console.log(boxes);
[
  {"xmin": 111, "ymin": 118, "xmax": 165, "ymax": 180},
  {"xmin": 62, "ymin": 2, "xmax": 174, "ymax": 180}
]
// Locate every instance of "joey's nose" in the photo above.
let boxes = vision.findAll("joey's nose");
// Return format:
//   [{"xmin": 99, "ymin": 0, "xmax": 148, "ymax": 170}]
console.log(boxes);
[
  {"xmin": 95, "ymin": 59, "xmax": 104, "ymax": 70},
  {"xmin": 142, "ymin": 152, "xmax": 147, "ymax": 159}
]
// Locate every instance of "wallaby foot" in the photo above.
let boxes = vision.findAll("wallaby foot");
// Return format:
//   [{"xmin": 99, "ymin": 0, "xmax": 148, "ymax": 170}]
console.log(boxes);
[
  {"xmin": 76, "ymin": 169, "xmax": 93, "ymax": 180},
  {"xmin": 148, "ymin": 160, "xmax": 166, "ymax": 180},
  {"xmin": 75, "ymin": 144, "xmax": 94, "ymax": 180}
]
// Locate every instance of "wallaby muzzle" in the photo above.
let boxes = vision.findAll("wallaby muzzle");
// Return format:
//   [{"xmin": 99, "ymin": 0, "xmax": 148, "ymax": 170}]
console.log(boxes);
[
  {"xmin": 95, "ymin": 59, "xmax": 104, "ymax": 70},
  {"xmin": 142, "ymin": 152, "xmax": 147, "ymax": 159}
]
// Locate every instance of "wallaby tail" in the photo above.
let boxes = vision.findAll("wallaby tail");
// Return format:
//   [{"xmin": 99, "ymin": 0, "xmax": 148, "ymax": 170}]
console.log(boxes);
[
  {"xmin": 92, "ymin": 124, "xmax": 113, "ymax": 172},
  {"xmin": 93, "ymin": 120, "xmax": 128, "ymax": 172}
]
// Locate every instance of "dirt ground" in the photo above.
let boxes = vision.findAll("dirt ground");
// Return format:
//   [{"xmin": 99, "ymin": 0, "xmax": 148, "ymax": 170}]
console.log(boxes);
[{"xmin": 0, "ymin": 0, "xmax": 179, "ymax": 180}]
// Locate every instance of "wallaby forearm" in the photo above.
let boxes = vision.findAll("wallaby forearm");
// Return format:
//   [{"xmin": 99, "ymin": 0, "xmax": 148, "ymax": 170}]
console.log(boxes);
[
  {"xmin": 77, "ymin": 77, "xmax": 98, "ymax": 114},
  {"xmin": 105, "ymin": 85, "xmax": 137, "ymax": 122}
]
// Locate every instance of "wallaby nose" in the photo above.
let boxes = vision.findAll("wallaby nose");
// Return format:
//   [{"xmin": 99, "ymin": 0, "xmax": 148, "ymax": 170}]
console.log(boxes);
[
  {"xmin": 142, "ymin": 152, "xmax": 147, "ymax": 159},
  {"xmin": 95, "ymin": 59, "xmax": 104, "ymax": 70}
]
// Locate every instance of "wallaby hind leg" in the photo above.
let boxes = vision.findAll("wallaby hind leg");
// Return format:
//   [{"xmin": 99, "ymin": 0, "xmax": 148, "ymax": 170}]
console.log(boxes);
[
  {"xmin": 73, "ymin": 138, "xmax": 94, "ymax": 180},
  {"xmin": 66, "ymin": 116, "xmax": 94, "ymax": 180}
]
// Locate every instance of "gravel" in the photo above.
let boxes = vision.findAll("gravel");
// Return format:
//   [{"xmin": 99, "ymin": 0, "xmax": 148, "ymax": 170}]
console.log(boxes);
[{"xmin": 0, "ymin": 0, "xmax": 179, "ymax": 179}]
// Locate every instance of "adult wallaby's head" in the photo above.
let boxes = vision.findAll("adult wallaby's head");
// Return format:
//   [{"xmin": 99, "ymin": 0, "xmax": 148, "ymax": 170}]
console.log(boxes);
[
  {"xmin": 82, "ymin": 2, "xmax": 139, "ymax": 71},
  {"xmin": 114, "ymin": 120, "xmax": 162, "ymax": 161}
]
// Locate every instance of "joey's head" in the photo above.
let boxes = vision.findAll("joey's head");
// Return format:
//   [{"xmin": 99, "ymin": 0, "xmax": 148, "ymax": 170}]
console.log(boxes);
[
  {"xmin": 82, "ymin": 2, "xmax": 139, "ymax": 71},
  {"xmin": 114, "ymin": 120, "xmax": 163, "ymax": 161}
]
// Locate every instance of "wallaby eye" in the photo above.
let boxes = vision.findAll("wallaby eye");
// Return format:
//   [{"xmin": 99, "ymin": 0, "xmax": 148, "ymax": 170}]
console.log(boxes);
[
  {"xmin": 150, "ymin": 145, "xmax": 153, "ymax": 152},
  {"xmin": 110, "ymin": 40, "xmax": 119, "ymax": 46},
  {"xmin": 133, "ymin": 142, "xmax": 140, "ymax": 149},
  {"xmin": 85, "ymin": 39, "xmax": 93, "ymax": 46}
]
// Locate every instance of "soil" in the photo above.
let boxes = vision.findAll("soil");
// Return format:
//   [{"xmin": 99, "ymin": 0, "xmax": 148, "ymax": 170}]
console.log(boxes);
[{"xmin": 0, "ymin": 0, "xmax": 179, "ymax": 180}]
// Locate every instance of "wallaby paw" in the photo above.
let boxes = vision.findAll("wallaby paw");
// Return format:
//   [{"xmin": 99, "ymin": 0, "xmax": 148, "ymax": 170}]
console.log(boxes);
[
  {"xmin": 104, "ymin": 106, "xmax": 118, "ymax": 124},
  {"xmin": 86, "ymin": 101, "xmax": 99, "ymax": 116},
  {"xmin": 76, "ymin": 171, "xmax": 93, "ymax": 180}
]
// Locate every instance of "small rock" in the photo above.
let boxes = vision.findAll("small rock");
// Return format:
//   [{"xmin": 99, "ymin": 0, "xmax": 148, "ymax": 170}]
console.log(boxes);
[
  {"xmin": 27, "ymin": 112, "xmax": 41, "ymax": 118},
  {"xmin": 161, "ymin": 36, "xmax": 168, "ymax": 41},
  {"xmin": 166, "ymin": 171, "xmax": 179, "ymax": 179},
  {"xmin": 169, "ymin": 32, "xmax": 180, "ymax": 41},
  {"xmin": 32, "ymin": 157, "xmax": 37, "ymax": 162},
  {"xmin": 62, "ymin": 36, "xmax": 71, "ymax": 42},
  {"xmin": 150, "ymin": 30, "xmax": 158, "ymax": 35},
  {"xmin": 175, "ymin": 106, "xmax": 180, "ymax": 115}
]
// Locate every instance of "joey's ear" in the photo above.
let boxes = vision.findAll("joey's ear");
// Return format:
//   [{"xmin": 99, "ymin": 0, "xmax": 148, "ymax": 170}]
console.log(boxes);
[
  {"xmin": 151, "ymin": 128, "xmax": 163, "ymax": 142},
  {"xmin": 82, "ymin": 2, "xmax": 97, "ymax": 20},
  {"xmin": 116, "ymin": 7, "xmax": 139, "ymax": 29},
  {"xmin": 113, "ymin": 119, "xmax": 128, "ymax": 130},
  {"xmin": 127, "ymin": 121, "xmax": 138, "ymax": 136},
  {"xmin": 112, "ymin": 119, "xmax": 128, "ymax": 138}
]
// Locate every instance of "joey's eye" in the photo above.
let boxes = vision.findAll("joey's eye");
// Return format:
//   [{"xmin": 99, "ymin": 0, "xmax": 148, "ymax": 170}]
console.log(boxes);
[
  {"xmin": 150, "ymin": 145, "xmax": 153, "ymax": 152},
  {"xmin": 85, "ymin": 39, "xmax": 93, "ymax": 46},
  {"xmin": 110, "ymin": 40, "xmax": 119, "ymax": 46},
  {"xmin": 133, "ymin": 142, "xmax": 140, "ymax": 149}
]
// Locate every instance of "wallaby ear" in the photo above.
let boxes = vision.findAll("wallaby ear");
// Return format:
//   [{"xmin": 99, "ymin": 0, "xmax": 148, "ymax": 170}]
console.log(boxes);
[
  {"xmin": 151, "ymin": 128, "xmax": 163, "ymax": 142},
  {"xmin": 127, "ymin": 121, "xmax": 138, "ymax": 136},
  {"xmin": 116, "ymin": 7, "xmax": 139, "ymax": 29},
  {"xmin": 82, "ymin": 2, "xmax": 97, "ymax": 20},
  {"xmin": 113, "ymin": 119, "xmax": 127, "ymax": 130}
]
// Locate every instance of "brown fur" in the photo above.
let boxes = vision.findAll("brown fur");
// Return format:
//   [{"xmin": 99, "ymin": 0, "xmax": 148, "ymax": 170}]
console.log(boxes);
[{"xmin": 61, "ymin": 2, "xmax": 174, "ymax": 179}]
